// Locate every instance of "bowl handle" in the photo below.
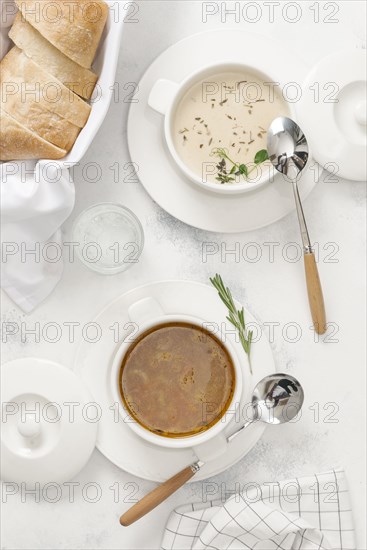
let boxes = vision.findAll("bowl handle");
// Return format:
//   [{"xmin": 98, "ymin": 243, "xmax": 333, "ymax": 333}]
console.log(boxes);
[
  {"xmin": 127, "ymin": 297, "xmax": 164, "ymax": 326},
  {"xmin": 148, "ymin": 79, "xmax": 179, "ymax": 115}
]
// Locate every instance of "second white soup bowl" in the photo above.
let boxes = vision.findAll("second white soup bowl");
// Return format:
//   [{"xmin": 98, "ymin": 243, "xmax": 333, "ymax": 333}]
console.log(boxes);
[{"xmin": 110, "ymin": 296, "xmax": 248, "ymax": 452}]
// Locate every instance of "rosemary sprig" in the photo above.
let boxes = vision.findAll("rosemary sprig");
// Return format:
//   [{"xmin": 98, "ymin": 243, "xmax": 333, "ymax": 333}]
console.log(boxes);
[{"xmin": 210, "ymin": 274, "xmax": 253, "ymax": 374}]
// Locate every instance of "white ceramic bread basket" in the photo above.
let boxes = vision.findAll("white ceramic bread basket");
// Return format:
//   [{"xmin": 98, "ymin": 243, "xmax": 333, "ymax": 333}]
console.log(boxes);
[{"xmin": 0, "ymin": 0, "xmax": 125, "ymax": 166}]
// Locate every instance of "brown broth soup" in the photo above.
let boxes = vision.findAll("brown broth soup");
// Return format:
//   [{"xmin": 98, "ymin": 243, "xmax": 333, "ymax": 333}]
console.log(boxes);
[{"xmin": 119, "ymin": 322, "xmax": 235, "ymax": 438}]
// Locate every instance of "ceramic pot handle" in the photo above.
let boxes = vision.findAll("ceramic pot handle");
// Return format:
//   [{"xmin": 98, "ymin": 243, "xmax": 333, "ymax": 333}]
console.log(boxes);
[
  {"xmin": 128, "ymin": 297, "xmax": 164, "ymax": 326},
  {"xmin": 148, "ymin": 79, "xmax": 179, "ymax": 115},
  {"xmin": 120, "ymin": 464, "xmax": 198, "ymax": 526},
  {"xmin": 304, "ymin": 251, "xmax": 326, "ymax": 335}
]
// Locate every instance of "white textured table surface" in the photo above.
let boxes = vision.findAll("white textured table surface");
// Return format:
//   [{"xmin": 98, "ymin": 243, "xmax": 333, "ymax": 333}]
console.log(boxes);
[{"xmin": 1, "ymin": 1, "xmax": 366, "ymax": 549}]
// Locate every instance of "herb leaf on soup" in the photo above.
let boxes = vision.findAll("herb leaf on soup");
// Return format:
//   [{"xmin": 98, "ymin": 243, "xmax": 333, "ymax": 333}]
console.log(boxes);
[
  {"xmin": 238, "ymin": 164, "xmax": 248, "ymax": 176},
  {"xmin": 211, "ymin": 147, "xmax": 268, "ymax": 184},
  {"xmin": 254, "ymin": 149, "xmax": 269, "ymax": 164}
]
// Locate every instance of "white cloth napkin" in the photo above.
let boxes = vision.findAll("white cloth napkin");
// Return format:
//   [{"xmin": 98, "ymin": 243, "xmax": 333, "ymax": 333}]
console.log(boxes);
[
  {"xmin": 1, "ymin": 160, "xmax": 75, "ymax": 312},
  {"xmin": 162, "ymin": 469, "xmax": 355, "ymax": 550},
  {"xmin": 1, "ymin": 3, "xmax": 75, "ymax": 313}
]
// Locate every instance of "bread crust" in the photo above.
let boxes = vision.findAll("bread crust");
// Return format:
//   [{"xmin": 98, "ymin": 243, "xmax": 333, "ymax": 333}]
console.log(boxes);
[
  {"xmin": 1, "ymin": 95, "xmax": 80, "ymax": 151},
  {"xmin": 9, "ymin": 14, "xmax": 98, "ymax": 100},
  {"xmin": 0, "ymin": 110, "xmax": 66, "ymax": 160},
  {"xmin": 1, "ymin": 47, "xmax": 91, "ymax": 128},
  {"xmin": 15, "ymin": 0, "xmax": 108, "ymax": 68}
]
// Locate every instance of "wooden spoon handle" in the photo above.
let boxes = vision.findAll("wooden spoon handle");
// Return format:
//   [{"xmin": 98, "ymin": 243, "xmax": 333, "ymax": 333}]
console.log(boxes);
[
  {"xmin": 304, "ymin": 251, "xmax": 326, "ymax": 334},
  {"xmin": 120, "ymin": 464, "xmax": 197, "ymax": 526}
]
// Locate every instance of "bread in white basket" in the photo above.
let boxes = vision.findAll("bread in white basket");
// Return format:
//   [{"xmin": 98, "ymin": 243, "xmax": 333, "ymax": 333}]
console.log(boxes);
[
  {"xmin": 9, "ymin": 13, "xmax": 98, "ymax": 100},
  {"xmin": 14, "ymin": 0, "xmax": 108, "ymax": 68},
  {"xmin": 0, "ymin": 110, "xmax": 66, "ymax": 160},
  {"xmin": 0, "ymin": 0, "xmax": 108, "ymax": 161},
  {"xmin": 2, "ymin": 47, "xmax": 91, "ymax": 126}
]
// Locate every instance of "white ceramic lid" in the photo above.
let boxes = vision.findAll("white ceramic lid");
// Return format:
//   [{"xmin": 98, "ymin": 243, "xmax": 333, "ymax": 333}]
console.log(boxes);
[
  {"xmin": 297, "ymin": 49, "xmax": 366, "ymax": 182},
  {"xmin": 1, "ymin": 358, "xmax": 97, "ymax": 484}
]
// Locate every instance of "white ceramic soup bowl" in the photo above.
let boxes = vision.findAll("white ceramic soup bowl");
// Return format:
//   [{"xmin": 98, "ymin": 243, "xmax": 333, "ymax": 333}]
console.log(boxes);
[
  {"xmin": 110, "ymin": 297, "xmax": 245, "ymax": 451},
  {"xmin": 148, "ymin": 62, "xmax": 292, "ymax": 195}
]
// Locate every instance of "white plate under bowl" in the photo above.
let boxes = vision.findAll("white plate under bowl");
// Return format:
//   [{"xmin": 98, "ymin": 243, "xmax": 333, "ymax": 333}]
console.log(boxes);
[
  {"xmin": 127, "ymin": 29, "xmax": 319, "ymax": 233},
  {"xmin": 74, "ymin": 280, "xmax": 276, "ymax": 482}
]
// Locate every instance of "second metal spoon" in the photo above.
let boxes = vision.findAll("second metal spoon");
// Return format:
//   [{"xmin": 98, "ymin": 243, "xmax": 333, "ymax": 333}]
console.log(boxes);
[
  {"xmin": 120, "ymin": 373, "xmax": 304, "ymax": 526},
  {"xmin": 267, "ymin": 116, "xmax": 326, "ymax": 334}
]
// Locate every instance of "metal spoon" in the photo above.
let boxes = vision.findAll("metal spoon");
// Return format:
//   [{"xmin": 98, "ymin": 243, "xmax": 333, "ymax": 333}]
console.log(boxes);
[
  {"xmin": 267, "ymin": 117, "xmax": 326, "ymax": 335},
  {"xmin": 120, "ymin": 373, "xmax": 304, "ymax": 526}
]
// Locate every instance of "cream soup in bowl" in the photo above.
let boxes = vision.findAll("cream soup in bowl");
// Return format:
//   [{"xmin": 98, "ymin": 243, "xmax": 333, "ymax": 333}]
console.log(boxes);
[{"xmin": 148, "ymin": 63, "xmax": 290, "ymax": 194}]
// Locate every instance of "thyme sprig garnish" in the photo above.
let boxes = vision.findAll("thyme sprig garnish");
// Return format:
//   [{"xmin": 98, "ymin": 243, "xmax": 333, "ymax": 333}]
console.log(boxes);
[
  {"xmin": 210, "ymin": 274, "xmax": 253, "ymax": 373},
  {"xmin": 211, "ymin": 147, "xmax": 269, "ymax": 184}
]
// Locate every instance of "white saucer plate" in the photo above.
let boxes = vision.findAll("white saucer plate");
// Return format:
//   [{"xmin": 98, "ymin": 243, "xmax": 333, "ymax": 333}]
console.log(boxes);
[
  {"xmin": 128, "ymin": 29, "xmax": 319, "ymax": 233},
  {"xmin": 74, "ymin": 280, "xmax": 275, "ymax": 482}
]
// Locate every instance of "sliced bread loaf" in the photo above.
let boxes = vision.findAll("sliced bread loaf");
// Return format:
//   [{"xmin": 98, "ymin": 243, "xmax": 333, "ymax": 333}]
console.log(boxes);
[
  {"xmin": 9, "ymin": 14, "xmax": 98, "ymax": 100},
  {"xmin": 0, "ymin": 110, "xmax": 66, "ymax": 160},
  {"xmin": 1, "ymin": 47, "xmax": 91, "ymax": 128},
  {"xmin": 14, "ymin": 0, "xmax": 108, "ymax": 68}
]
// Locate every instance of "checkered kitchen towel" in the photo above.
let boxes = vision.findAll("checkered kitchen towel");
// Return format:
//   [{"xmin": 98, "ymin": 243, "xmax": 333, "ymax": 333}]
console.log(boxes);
[{"xmin": 162, "ymin": 469, "xmax": 355, "ymax": 550}]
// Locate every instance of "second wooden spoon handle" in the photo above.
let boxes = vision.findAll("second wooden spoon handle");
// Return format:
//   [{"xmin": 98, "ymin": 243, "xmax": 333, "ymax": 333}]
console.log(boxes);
[
  {"xmin": 120, "ymin": 465, "xmax": 197, "ymax": 526},
  {"xmin": 304, "ymin": 251, "xmax": 326, "ymax": 334}
]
